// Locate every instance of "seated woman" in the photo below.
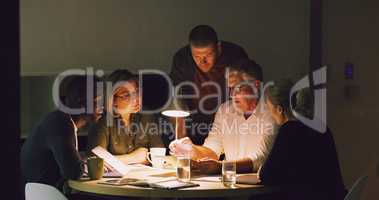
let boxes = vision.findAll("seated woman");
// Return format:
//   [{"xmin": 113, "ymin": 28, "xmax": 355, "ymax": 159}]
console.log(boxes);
[
  {"xmin": 259, "ymin": 80, "xmax": 346, "ymax": 200},
  {"xmin": 86, "ymin": 69, "xmax": 164, "ymax": 165}
]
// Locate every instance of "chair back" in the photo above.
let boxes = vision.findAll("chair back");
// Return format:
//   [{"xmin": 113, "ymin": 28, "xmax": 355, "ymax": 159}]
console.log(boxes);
[
  {"xmin": 344, "ymin": 176, "xmax": 369, "ymax": 200},
  {"xmin": 25, "ymin": 183, "xmax": 67, "ymax": 200}
]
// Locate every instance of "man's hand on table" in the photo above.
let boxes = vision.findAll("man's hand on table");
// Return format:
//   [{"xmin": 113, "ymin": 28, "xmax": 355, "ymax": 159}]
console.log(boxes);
[{"xmin": 191, "ymin": 158, "xmax": 222, "ymax": 174}]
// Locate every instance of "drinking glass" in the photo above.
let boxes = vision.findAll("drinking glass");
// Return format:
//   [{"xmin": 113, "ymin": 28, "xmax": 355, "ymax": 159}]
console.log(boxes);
[
  {"xmin": 176, "ymin": 156, "xmax": 191, "ymax": 182},
  {"xmin": 222, "ymin": 160, "xmax": 236, "ymax": 187}
]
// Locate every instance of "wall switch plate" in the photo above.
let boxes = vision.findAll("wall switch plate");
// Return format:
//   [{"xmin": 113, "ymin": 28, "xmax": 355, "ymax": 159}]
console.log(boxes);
[{"xmin": 344, "ymin": 62, "xmax": 354, "ymax": 80}]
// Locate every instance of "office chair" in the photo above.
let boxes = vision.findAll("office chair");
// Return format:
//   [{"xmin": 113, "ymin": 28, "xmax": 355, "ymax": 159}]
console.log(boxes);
[
  {"xmin": 25, "ymin": 183, "xmax": 67, "ymax": 200},
  {"xmin": 344, "ymin": 176, "xmax": 369, "ymax": 200}
]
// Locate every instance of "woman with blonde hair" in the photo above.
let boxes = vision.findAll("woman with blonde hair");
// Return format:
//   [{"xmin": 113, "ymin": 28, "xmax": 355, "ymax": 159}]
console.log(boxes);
[{"xmin": 87, "ymin": 69, "xmax": 164, "ymax": 165}]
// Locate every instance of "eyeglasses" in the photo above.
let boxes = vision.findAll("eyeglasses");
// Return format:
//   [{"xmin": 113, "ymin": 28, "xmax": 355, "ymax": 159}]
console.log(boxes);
[{"xmin": 114, "ymin": 91, "xmax": 139, "ymax": 100}]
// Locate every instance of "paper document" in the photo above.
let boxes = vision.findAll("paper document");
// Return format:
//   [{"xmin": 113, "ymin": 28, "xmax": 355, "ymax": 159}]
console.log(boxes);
[
  {"xmin": 91, "ymin": 146, "xmax": 145, "ymax": 176},
  {"xmin": 192, "ymin": 176, "xmax": 221, "ymax": 182},
  {"xmin": 236, "ymin": 174, "xmax": 261, "ymax": 185}
]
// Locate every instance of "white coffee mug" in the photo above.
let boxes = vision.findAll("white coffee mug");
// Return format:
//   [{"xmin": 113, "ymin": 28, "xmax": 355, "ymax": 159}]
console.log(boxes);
[{"xmin": 147, "ymin": 148, "xmax": 166, "ymax": 168}]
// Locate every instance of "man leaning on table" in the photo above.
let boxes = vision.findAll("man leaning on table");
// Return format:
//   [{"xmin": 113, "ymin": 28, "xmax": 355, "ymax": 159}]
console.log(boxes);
[
  {"xmin": 170, "ymin": 59, "xmax": 277, "ymax": 174},
  {"xmin": 168, "ymin": 24, "xmax": 251, "ymax": 145}
]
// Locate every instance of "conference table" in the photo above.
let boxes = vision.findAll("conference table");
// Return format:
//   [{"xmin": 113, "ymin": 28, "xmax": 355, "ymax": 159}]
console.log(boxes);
[{"xmin": 68, "ymin": 166, "xmax": 279, "ymax": 199}]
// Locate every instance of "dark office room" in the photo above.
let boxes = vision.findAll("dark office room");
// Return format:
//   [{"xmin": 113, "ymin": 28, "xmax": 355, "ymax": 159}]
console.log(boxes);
[{"xmin": 3, "ymin": 0, "xmax": 379, "ymax": 200}]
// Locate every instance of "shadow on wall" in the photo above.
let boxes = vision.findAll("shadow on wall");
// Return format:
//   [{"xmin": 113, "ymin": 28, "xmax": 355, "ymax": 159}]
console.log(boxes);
[
  {"xmin": 362, "ymin": 159, "xmax": 379, "ymax": 200},
  {"xmin": 21, "ymin": 74, "xmax": 171, "ymax": 139},
  {"xmin": 21, "ymin": 76, "xmax": 56, "ymax": 138}
]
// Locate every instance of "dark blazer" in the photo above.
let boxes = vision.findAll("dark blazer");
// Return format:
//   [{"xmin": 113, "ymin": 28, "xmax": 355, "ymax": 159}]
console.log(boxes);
[
  {"xmin": 259, "ymin": 120, "xmax": 346, "ymax": 200},
  {"xmin": 21, "ymin": 110, "xmax": 83, "ymax": 189}
]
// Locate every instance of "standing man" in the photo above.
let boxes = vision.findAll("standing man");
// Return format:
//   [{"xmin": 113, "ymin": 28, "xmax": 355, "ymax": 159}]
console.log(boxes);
[{"xmin": 169, "ymin": 24, "xmax": 253, "ymax": 145}]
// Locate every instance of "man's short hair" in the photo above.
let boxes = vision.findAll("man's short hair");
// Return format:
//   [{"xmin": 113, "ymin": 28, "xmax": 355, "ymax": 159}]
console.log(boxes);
[
  {"xmin": 294, "ymin": 88, "xmax": 314, "ymax": 119},
  {"xmin": 189, "ymin": 25, "xmax": 218, "ymax": 47},
  {"xmin": 228, "ymin": 58, "xmax": 263, "ymax": 82},
  {"xmin": 61, "ymin": 75, "xmax": 100, "ymax": 109}
]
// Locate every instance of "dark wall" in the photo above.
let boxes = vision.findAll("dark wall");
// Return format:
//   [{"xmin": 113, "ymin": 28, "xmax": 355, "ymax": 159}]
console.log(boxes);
[{"xmin": 323, "ymin": 0, "xmax": 379, "ymax": 194}]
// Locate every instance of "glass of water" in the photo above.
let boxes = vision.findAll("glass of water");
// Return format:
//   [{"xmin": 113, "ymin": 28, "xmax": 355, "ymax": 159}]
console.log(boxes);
[
  {"xmin": 222, "ymin": 160, "xmax": 236, "ymax": 187},
  {"xmin": 176, "ymin": 156, "xmax": 191, "ymax": 182}
]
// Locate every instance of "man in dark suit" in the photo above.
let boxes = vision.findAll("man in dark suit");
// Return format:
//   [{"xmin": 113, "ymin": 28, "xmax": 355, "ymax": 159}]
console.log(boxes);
[{"xmin": 21, "ymin": 75, "xmax": 103, "ymax": 192}]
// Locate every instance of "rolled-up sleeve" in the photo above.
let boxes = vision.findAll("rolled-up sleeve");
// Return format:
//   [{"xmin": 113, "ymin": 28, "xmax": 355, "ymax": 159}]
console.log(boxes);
[
  {"xmin": 251, "ymin": 114, "xmax": 278, "ymax": 172},
  {"xmin": 203, "ymin": 107, "xmax": 224, "ymax": 158}
]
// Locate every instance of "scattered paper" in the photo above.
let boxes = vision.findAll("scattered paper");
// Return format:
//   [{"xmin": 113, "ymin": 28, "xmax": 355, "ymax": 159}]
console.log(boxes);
[
  {"xmin": 192, "ymin": 176, "xmax": 221, "ymax": 182},
  {"xmin": 236, "ymin": 174, "xmax": 261, "ymax": 185}
]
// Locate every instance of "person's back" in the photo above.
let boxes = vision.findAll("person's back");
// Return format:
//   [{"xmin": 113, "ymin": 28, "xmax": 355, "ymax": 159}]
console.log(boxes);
[
  {"xmin": 21, "ymin": 110, "xmax": 83, "ymax": 188},
  {"xmin": 21, "ymin": 75, "xmax": 102, "ymax": 192},
  {"xmin": 260, "ymin": 120, "xmax": 346, "ymax": 200}
]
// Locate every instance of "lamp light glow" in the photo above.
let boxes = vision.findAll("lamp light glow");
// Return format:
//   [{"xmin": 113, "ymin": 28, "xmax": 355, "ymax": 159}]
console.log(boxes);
[
  {"xmin": 161, "ymin": 98, "xmax": 190, "ymax": 140},
  {"xmin": 162, "ymin": 110, "xmax": 190, "ymax": 118}
]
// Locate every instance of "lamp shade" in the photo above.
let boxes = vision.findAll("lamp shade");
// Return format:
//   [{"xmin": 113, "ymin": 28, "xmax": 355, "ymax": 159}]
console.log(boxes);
[{"xmin": 161, "ymin": 98, "xmax": 190, "ymax": 117}]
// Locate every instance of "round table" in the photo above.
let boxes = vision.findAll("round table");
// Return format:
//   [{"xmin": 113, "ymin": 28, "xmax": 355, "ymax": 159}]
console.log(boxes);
[{"xmin": 69, "ymin": 168, "xmax": 278, "ymax": 198}]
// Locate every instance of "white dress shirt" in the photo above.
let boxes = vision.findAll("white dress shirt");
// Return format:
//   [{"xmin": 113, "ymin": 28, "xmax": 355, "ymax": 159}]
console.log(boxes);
[
  {"xmin": 69, "ymin": 116, "xmax": 79, "ymax": 151},
  {"xmin": 203, "ymin": 100, "xmax": 277, "ymax": 171}
]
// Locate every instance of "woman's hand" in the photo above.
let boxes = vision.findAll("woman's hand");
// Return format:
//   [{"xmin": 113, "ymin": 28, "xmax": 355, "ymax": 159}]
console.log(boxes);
[{"xmin": 116, "ymin": 147, "xmax": 149, "ymax": 165}]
